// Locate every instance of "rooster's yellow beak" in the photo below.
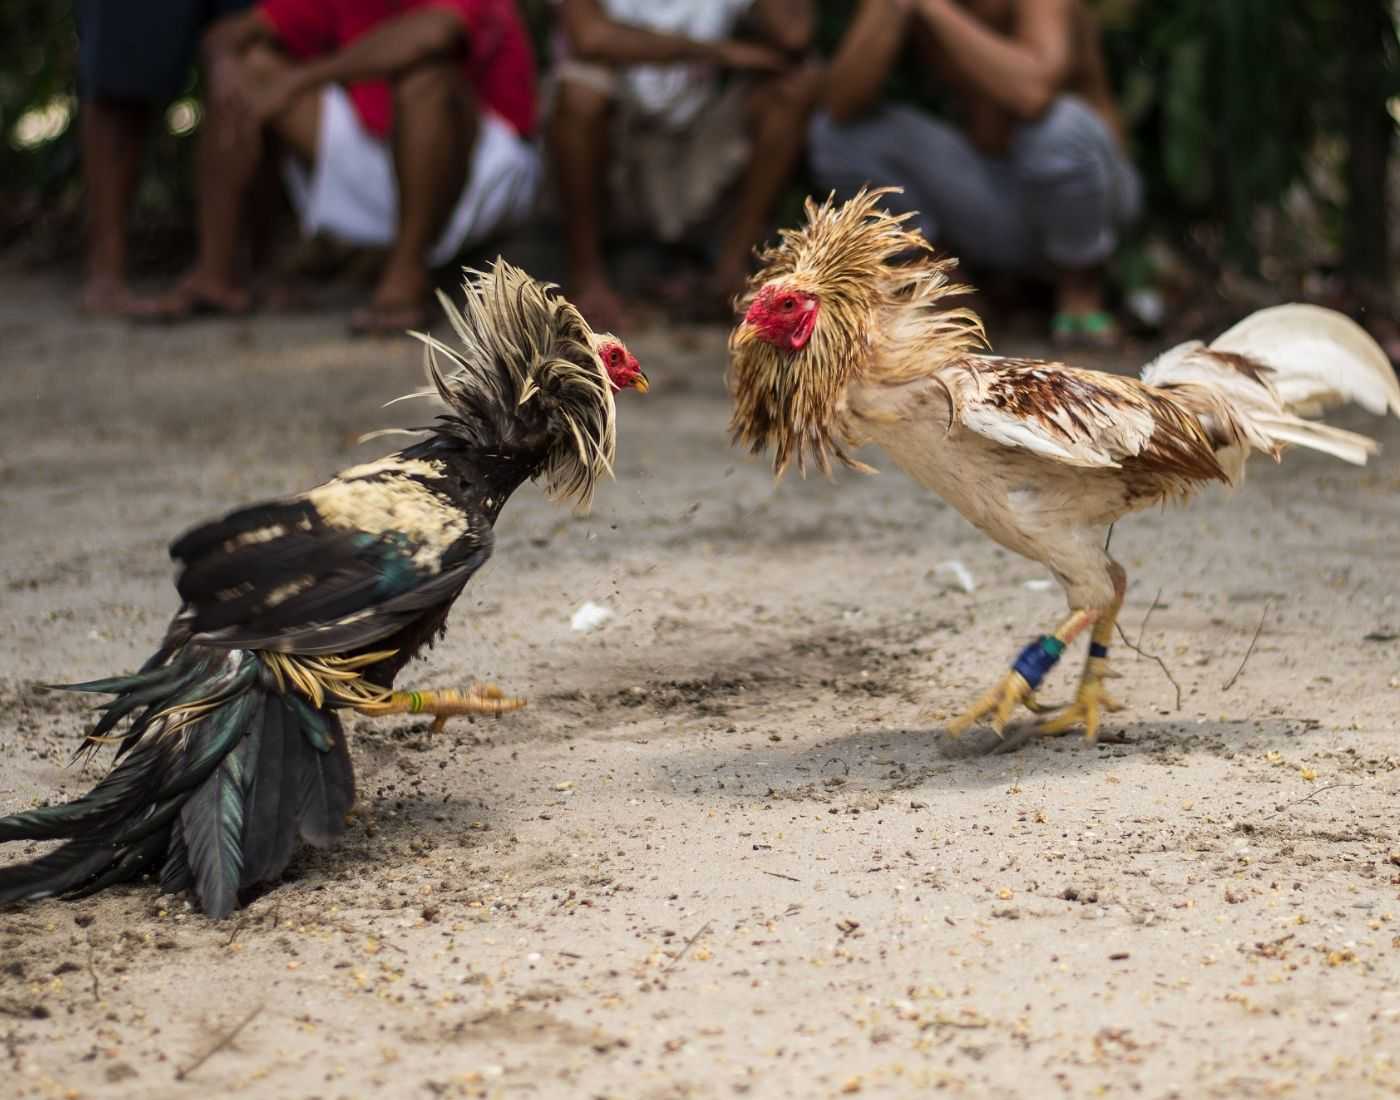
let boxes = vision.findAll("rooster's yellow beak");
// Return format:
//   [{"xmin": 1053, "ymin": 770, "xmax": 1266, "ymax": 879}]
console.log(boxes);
[{"xmin": 633, "ymin": 370, "xmax": 649, "ymax": 394}]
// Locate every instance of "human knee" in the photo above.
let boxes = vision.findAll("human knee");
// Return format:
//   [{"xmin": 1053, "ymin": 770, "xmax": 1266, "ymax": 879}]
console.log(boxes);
[
  {"xmin": 1013, "ymin": 95, "xmax": 1111, "ymax": 186},
  {"xmin": 757, "ymin": 62, "xmax": 825, "ymax": 123},
  {"xmin": 807, "ymin": 109, "xmax": 879, "ymax": 182},
  {"xmin": 239, "ymin": 43, "xmax": 289, "ymax": 81},
  {"xmin": 394, "ymin": 58, "xmax": 468, "ymax": 112},
  {"xmin": 552, "ymin": 76, "xmax": 612, "ymax": 128}
]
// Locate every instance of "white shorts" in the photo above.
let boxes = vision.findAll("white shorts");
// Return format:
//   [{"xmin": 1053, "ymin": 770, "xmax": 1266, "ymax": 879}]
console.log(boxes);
[{"xmin": 284, "ymin": 84, "xmax": 542, "ymax": 266}]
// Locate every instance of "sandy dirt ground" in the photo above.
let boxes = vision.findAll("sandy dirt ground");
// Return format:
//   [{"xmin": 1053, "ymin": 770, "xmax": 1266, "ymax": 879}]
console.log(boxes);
[{"xmin": 1, "ymin": 269, "xmax": 1399, "ymax": 1100}]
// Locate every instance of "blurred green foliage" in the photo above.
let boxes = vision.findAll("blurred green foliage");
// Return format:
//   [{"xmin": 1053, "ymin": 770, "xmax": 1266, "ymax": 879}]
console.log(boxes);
[
  {"xmin": 1, "ymin": 0, "xmax": 1395, "ymax": 281},
  {"xmin": 0, "ymin": 0, "xmax": 78, "ymax": 195},
  {"xmin": 1095, "ymin": 0, "xmax": 1398, "ymax": 277}
]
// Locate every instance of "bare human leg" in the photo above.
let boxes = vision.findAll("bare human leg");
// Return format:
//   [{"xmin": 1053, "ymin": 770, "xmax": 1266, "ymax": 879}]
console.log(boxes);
[
  {"xmin": 706, "ymin": 62, "xmax": 825, "ymax": 310},
  {"xmin": 351, "ymin": 59, "xmax": 475, "ymax": 336},
  {"xmin": 79, "ymin": 98, "xmax": 149, "ymax": 316},
  {"xmin": 549, "ymin": 76, "xmax": 627, "ymax": 333},
  {"xmin": 134, "ymin": 46, "xmax": 321, "ymax": 321}
]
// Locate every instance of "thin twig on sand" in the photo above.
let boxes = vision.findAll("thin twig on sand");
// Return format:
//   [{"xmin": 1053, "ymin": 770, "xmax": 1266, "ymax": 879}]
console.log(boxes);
[
  {"xmin": 176, "ymin": 1004, "xmax": 263, "ymax": 1081},
  {"xmin": 1114, "ymin": 622, "xmax": 1182, "ymax": 710},
  {"xmin": 762, "ymin": 870, "xmax": 801, "ymax": 883},
  {"xmin": 1260, "ymin": 783, "xmax": 1360, "ymax": 822},
  {"xmin": 663, "ymin": 920, "xmax": 712, "ymax": 975},
  {"xmin": 1135, "ymin": 588, "xmax": 1165, "ymax": 656},
  {"xmin": 1223, "ymin": 600, "xmax": 1273, "ymax": 691}
]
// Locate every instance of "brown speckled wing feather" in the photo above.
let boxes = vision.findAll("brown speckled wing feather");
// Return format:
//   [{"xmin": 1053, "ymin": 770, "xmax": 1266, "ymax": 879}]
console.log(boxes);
[{"xmin": 947, "ymin": 356, "xmax": 1228, "ymax": 484}]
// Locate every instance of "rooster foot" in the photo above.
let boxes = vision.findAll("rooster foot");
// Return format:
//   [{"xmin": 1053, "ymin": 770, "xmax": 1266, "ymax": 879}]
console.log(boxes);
[
  {"xmin": 1033, "ymin": 665, "xmax": 1124, "ymax": 742},
  {"xmin": 358, "ymin": 684, "xmax": 527, "ymax": 732},
  {"xmin": 944, "ymin": 671, "xmax": 1043, "ymax": 737}
]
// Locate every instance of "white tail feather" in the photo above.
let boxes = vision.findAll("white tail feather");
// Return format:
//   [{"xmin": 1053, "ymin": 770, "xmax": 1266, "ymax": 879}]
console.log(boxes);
[
  {"xmin": 1250, "ymin": 415, "xmax": 1379, "ymax": 466},
  {"xmin": 1209, "ymin": 303, "xmax": 1400, "ymax": 418},
  {"xmin": 1141, "ymin": 303, "xmax": 1398, "ymax": 472}
]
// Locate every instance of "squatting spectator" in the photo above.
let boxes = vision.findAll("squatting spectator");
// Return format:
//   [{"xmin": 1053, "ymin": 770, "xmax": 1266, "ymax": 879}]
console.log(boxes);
[
  {"xmin": 811, "ymin": 0, "xmax": 1141, "ymax": 346},
  {"xmin": 549, "ymin": 0, "xmax": 822, "ymax": 330},
  {"xmin": 142, "ymin": 0, "xmax": 539, "ymax": 334},
  {"xmin": 75, "ymin": 0, "xmax": 253, "ymax": 315}
]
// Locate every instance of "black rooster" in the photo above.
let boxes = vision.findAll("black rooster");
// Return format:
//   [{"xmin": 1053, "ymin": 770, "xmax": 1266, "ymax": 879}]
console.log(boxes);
[{"xmin": 0, "ymin": 261, "xmax": 647, "ymax": 918}]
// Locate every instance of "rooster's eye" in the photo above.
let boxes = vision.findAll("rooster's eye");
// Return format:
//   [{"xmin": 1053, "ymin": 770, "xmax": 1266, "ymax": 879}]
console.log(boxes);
[{"xmin": 780, "ymin": 297, "xmax": 795, "ymax": 312}]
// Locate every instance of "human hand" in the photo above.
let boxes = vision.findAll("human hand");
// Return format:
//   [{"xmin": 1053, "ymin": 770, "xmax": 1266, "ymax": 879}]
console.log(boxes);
[
  {"xmin": 243, "ymin": 67, "xmax": 304, "ymax": 125},
  {"xmin": 711, "ymin": 39, "xmax": 790, "ymax": 73}
]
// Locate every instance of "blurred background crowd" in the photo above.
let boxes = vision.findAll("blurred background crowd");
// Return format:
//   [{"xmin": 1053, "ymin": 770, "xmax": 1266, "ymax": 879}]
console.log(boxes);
[{"xmin": 1, "ymin": 0, "xmax": 1396, "ymax": 358}]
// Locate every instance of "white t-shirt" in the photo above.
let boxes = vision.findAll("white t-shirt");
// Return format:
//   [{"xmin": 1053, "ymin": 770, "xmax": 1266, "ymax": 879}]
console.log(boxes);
[{"xmin": 565, "ymin": 0, "xmax": 755, "ymax": 128}]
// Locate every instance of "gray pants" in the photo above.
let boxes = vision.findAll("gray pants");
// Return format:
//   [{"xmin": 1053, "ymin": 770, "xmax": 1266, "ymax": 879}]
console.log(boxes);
[{"xmin": 807, "ymin": 96, "xmax": 1141, "ymax": 274}]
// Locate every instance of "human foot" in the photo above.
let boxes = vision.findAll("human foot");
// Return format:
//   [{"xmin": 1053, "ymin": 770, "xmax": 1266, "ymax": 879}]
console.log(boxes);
[
  {"xmin": 129, "ymin": 273, "xmax": 253, "ymax": 323},
  {"xmin": 570, "ymin": 275, "xmax": 630, "ymax": 334},
  {"xmin": 348, "ymin": 298, "xmax": 432, "ymax": 337},
  {"xmin": 79, "ymin": 275, "xmax": 140, "ymax": 317},
  {"xmin": 349, "ymin": 265, "xmax": 434, "ymax": 337}
]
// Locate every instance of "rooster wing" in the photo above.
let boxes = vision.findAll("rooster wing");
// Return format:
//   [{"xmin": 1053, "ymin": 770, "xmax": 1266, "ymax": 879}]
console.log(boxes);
[
  {"xmin": 852, "ymin": 355, "xmax": 1228, "ymax": 488},
  {"xmin": 172, "ymin": 453, "xmax": 493, "ymax": 658}
]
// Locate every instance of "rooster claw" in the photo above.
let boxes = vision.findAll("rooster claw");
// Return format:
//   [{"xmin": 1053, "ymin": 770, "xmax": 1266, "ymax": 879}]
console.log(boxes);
[
  {"xmin": 358, "ymin": 683, "xmax": 527, "ymax": 730},
  {"xmin": 944, "ymin": 672, "xmax": 1038, "ymax": 737},
  {"xmin": 1033, "ymin": 683, "xmax": 1123, "ymax": 742},
  {"xmin": 1022, "ymin": 694, "xmax": 1063, "ymax": 715}
]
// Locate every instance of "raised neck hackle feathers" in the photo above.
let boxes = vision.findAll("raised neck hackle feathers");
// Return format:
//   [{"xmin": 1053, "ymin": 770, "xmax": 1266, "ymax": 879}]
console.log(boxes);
[
  {"xmin": 396, "ymin": 260, "xmax": 618, "ymax": 510},
  {"xmin": 728, "ymin": 188, "xmax": 985, "ymax": 477}
]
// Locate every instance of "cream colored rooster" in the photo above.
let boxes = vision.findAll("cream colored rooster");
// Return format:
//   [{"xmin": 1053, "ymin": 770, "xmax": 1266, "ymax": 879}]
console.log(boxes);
[{"xmin": 728, "ymin": 189, "xmax": 1400, "ymax": 742}]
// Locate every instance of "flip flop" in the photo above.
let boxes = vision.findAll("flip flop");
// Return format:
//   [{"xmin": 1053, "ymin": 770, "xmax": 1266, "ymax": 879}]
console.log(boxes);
[
  {"xmin": 1051, "ymin": 310, "xmax": 1120, "ymax": 349},
  {"xmin": 347, "ymin": 300, "xmax": 431, "ymax": 338},
  {"xmin": 128, "ymin": 288, "xmax": 254, "ymax": 325}
]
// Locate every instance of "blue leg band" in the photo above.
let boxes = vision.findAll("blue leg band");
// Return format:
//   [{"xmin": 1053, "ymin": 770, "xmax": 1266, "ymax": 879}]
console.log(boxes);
[
  {"xmin": 1011, "ymin": 635, "xmax": 1065, "ymax": 690},
  {"xmin": 1088, "ymin": 642, "xmax": 1109, "ymax": 659}
]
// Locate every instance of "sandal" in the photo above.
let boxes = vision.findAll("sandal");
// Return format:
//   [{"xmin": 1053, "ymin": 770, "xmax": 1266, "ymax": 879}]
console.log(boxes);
[
  {"xmin": 1051, "ymin": 310, "xmax": 1121, "ymax": 349},
  {"xmin": 348, "ymin": 299, "xmax": 431, "ymax": 338},
  {"xmin": 128, "ymin": 284, "xmax": 254, "ymax": 325}
]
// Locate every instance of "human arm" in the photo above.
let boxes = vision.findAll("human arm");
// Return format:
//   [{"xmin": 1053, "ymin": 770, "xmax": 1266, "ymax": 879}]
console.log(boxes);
[
  {"xmin": 248, "ymin": 6, "xmax": 471, "ymax": 121},
  {"xmin": 823, "ymin": 0, "xmax": 916, "ymax": 123},
  {"xmin": 201, "ymin": 7, "xmax": 283, "ymax": 63},
  {"xmin": 558, "ymin": 0, "xmax": 786, "ymax": 71},
  {"xmin": 914, "ymin": 0, "xmax": 1073, "ymax": 120},
  {"xmin": 750, "ymin": 0, "xmax": 815, "ymax": 56},
  {"xmin": 198, "ymin": 9, "xmax": 287, "ymax": 137}
]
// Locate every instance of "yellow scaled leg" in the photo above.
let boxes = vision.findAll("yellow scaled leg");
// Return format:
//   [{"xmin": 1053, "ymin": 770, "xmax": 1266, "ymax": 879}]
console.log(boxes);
[
  {"xmin": 945, "ymin": 609, "xmax": 1097, "ymax": 737},
  {"xmin": 1035, "ymin": 591, "xmax": 1127, "ymax": 742},
  {"xmin": 357, "ymin": 685, "xmax": 526, "ymax": 733}
]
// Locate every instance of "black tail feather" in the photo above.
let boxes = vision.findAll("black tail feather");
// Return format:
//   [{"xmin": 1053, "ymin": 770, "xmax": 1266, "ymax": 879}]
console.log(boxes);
[
  {"xmin": 0, "ymin": 646, "xmax": 357, "ymax": 918},
  {"xmin": 160, "ymin": 819, "xmax": 191, "ymax": 895},
  {"xmin": 67, "ymin": 829, "xmax": 171, "ymax": 901},
  {"xmin": 0, "ymin": 659, "xmax": 257, "ymax": 844},
  {"xmin": 181, "ymin": 752, "xmax": 248, "ymax": 920},
  {"xmin": 297, "ymin": 713, "xmax": 355, "ymax": 848},
  {"xmin": 242, "ymin": 697, "xmax": 297, "ymax": 886}
]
